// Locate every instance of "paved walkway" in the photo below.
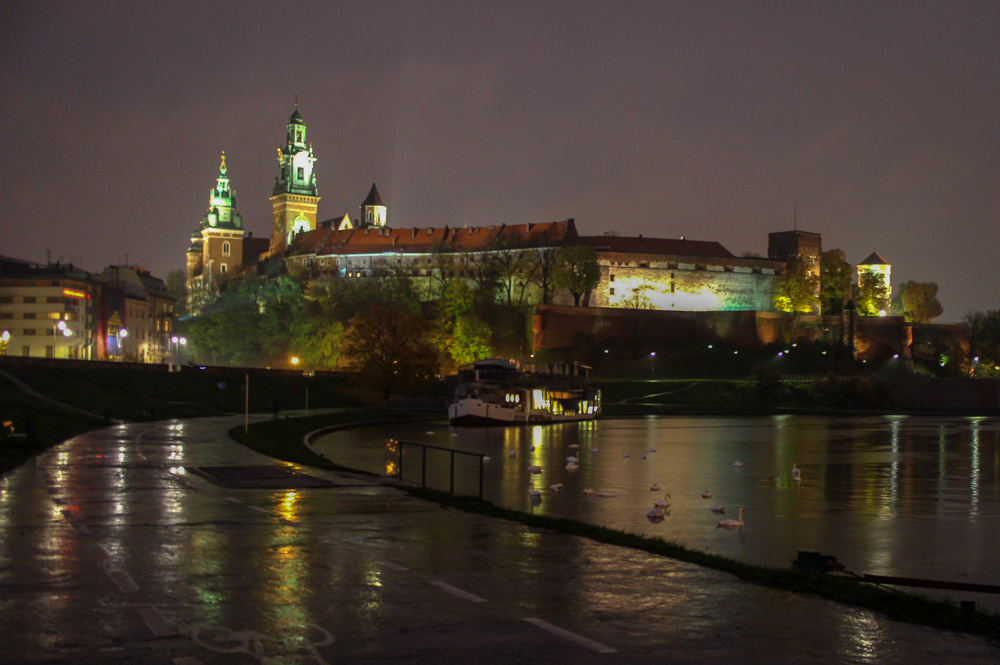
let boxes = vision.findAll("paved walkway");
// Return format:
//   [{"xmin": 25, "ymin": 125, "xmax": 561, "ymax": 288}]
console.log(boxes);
[{"xmin": 1, "ymin": 416, "xmax": 998, "ymax": 664}]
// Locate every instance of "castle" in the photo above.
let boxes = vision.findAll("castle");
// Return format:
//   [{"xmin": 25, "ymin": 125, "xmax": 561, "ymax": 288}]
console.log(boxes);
[{"xmin": 185, "ymin": 103, "xmax": 890, "ymax": 320}]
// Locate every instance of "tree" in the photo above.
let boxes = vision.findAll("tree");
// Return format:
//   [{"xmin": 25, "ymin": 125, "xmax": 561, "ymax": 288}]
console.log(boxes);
[
  {"xmin": 819, "ymin": 249, "xmax": 852, "ymax": 315},
  {"xmin": 966, "ymin": 310, "xmax": 1000, "ymax": 378},
  {"xmin": 621, "ymin": 284, "xmax": 655, "ymax": 360},
  {"xmin": 772, "ymin": 261, "xmax": 819, "ymax": 314},
  {"xmin": 339, "ymin": 302, "xmax": 440, "ymax": 399},
  {"xmin": 894, "ymin": 281, "xmax": 943, "ymax": 323},
  {"xmin": 856, "ymin": 271, "xmax": 889, "ymax": 316},
  {"xmin": 165, "ymin": 270, "xmax": 188, "ymax": 313},
  {"xmin": 552, "ymin": 245, "xmax": 600, "ymax": 306},
  {"xmin": 491, "ymin": 240, "xmax": 538, "ymax": 306}
]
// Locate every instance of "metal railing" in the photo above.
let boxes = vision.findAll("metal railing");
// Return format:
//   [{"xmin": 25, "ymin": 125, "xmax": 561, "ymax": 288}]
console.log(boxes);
[{"xmin": 393, "ymin": 439, "xmax": 486, "ymax": 499}]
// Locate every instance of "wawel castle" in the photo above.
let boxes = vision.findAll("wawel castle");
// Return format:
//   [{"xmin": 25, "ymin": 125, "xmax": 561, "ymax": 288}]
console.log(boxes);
[{"xmin": 186, "ymin": 103, "xmax": 880, "ymax": 318}]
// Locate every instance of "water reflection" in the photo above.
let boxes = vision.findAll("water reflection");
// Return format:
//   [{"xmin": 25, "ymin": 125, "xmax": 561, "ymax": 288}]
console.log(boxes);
[{"xmin": 314, "ymin": 414, "xmax": 1000, "ymax": 607}]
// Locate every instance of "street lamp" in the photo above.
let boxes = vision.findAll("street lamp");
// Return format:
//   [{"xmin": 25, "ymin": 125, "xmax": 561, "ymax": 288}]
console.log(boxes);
[
  {"xmin": 170, "ymin": 335, "xmax": 187, "ymax": 369},
  {"xmin": 118, "ymin": 328, "xmax": 128, "ymax": 359}
]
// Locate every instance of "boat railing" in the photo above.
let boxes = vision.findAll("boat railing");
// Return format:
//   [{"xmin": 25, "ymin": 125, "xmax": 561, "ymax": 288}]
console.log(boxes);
[{"xmin": 392, "ymin": 439, "xmax": 486, "ymax": 499}]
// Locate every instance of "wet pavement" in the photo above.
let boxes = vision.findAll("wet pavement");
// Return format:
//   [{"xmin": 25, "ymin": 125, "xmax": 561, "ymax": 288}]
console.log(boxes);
[{"xmin": 1, "ymin": 416, "xmax": 999, "ymax": 664}]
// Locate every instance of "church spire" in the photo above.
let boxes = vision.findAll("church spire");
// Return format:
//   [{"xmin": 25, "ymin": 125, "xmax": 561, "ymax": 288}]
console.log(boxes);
[
  {"xmin": 202, "ymin": 150, "xmax": 243, "ymax": 230},
  {"xmin": 273, "ymin": 99, "xmax": 317, "ymax": 196}
]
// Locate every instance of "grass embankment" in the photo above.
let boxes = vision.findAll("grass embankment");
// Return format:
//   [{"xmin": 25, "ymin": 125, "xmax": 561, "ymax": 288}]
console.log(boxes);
[{"xmin": 235, "ymin": 411, "xmax": 1000, "ymax": 641}]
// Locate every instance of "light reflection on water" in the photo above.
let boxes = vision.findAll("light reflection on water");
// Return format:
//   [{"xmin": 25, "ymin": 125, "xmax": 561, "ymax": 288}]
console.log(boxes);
[{"xmin": 314, "ymin": 414, "xmax": 1000, "ymax": 608}]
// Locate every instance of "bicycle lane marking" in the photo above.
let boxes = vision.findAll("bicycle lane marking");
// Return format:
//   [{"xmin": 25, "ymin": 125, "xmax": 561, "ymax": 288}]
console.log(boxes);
[{"xmin": 522, "ymin": 617, "xmax": 618, "ymax": 654}]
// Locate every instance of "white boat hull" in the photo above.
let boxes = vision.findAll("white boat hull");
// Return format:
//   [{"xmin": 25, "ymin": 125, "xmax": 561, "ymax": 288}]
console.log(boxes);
[{"xmin": 448, "ymin": 398, "xmax": 599, "ymax": 426}]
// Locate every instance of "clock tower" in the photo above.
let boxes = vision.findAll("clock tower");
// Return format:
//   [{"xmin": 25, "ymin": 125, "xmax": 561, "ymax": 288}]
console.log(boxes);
[{"xmin": 270, "ymin": 99, "xmax": 320, "ymax": 256}]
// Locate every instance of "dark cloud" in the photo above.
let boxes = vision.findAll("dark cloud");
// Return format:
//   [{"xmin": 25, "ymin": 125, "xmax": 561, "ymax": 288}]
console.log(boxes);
[{"xmin": 2, "ymin": 1, "xmax": 998, "ymax": 320}]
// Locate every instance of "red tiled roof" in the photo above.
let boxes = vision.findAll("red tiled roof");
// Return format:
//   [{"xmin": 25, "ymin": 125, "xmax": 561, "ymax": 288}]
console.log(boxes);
[
  {"xmin": 287, "ymin": 219, "xmax": 578, "ymax": 257},
  {"xmin": 858, "ymin": 251, "xmax": 890, "ymax": 266},
  {"xmin": 577, "ymin": 235, "xmax": 735, "ymax": 259}
]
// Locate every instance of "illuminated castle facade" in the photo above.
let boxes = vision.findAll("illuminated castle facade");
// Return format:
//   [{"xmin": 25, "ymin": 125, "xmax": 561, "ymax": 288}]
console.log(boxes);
[{"xmin": 184, "ymin": 103, "xmax": 856, "ymax": 315}]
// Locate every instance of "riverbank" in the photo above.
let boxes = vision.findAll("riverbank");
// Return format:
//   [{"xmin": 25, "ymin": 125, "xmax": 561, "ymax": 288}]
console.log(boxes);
[{"xmin": 228, "ymin": 409, "xmax": 1000, "ymax": 641}]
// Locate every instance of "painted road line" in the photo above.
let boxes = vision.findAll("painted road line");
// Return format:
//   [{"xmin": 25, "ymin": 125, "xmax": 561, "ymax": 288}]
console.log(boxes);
[
  {"xmin": 522, "ymin": 618, "xmax": 617, "ymax": 654},
  {"xmin": 107, "ymin": 569, "xmax": 140, "ymax": 594},
  {"xmin": 137, "ymin": 605, "xmax": 176, "ymax": 637},
  {"xmin": 429, "ymin": 581, "xmax": 487, "ymax": 604},
  {"xmin": 371, "ymin": 557, "xmax": 408, "ymax": 572}
]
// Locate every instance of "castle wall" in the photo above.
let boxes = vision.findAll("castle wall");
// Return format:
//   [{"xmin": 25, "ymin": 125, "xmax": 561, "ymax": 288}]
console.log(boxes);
[{"xmin": 591, "ymin": 260, "xmax": 777, "ymax": 311}]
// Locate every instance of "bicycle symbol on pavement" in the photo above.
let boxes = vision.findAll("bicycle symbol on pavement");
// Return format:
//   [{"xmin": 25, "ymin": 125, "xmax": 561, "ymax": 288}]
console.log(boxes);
[{"xmin": 191, "ymin": 623, "xmax": 334, "ymax": 664}]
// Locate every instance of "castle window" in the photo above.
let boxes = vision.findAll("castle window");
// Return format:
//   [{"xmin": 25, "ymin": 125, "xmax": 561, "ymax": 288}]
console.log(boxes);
[
  {"xmin": 609, "ymin": 288, "xmax": 615, "ymax": 296},
  {"xmin": 609, "ymin": 274, "xmax": 615, "ymax": 282},
  {"xmin": 220, "ymin": 264, "xmax": 228, "ymax": 274},
  {"xmin": 297, "ymin": 167, "xmax": 304, "ymax": 180},
  {"xmin": 222, "ymin": 241, "xmax": 231, "ymax": 256}
]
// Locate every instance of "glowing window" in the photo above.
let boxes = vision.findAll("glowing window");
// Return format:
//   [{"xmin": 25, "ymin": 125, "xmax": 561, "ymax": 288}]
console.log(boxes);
[{"xmin": 222, "ymin": 241, "xmax": 231, "ymax": 256}]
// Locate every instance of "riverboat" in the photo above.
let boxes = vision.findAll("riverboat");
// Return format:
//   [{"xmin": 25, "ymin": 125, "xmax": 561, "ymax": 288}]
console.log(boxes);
[{"xmin": 448, "ymin": 357, "xmax": 601, "ymax": 425}]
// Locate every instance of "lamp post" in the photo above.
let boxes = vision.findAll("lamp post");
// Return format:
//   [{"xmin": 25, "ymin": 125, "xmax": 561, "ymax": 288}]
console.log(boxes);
[
  {"xmin": 650, "ymin": 351, "xmax": 656, "ymax": 379},
  {"xmin": 118, "ymin": 328, "xmax": 128, "ymax": 360},
  {"xmin": 0, "ymin": 330, "xmax": 9, "ymax": 356},
  {"xmin": 170, "ymin": 335, "xmax": 187, "ymax": 370}
]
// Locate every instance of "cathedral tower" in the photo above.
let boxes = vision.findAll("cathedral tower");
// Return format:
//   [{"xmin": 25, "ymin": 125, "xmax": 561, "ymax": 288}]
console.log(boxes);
[
  {"xmin": 270, "ymin": 100, "xmax": 320, "ymax": 255},
  {"xmin": 187, "ymin": 151, "xmax": 246, "ymax": 284}
]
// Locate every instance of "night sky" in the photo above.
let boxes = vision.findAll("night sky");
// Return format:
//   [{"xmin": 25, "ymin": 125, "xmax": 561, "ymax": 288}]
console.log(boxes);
[{"xmin": 2, "ymin": 1, "xmax": 998, "ymax": 321}]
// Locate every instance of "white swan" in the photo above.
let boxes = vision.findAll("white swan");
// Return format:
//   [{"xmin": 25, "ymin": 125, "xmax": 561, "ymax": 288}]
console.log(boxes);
[
  {"xmin": 508, "ymin": 450, "xmax": 516, "ymax": 458},
  {"xmin": 528, "ymin": 483, "xmax": 541, "ymax": 499},
  {"xmin": 647, "ymin": 507, "xmax": 666, "ymax": 519},
  {"xmin": 701, "ymin": 490, "xmax": 713, "ymax": 499},
  {"xmin": 710, "ymin": 504, "xmax": 725, "ymax": 514},
  {"xmin": 550, "ymin": 483, "xmax": 564, "ymax": 492},
  {"xmin": 717, "ymin": 507, "xmax": 745, "ymax": 527},
  {"xmin": 649, "ymin": 483, "xmax": 662, "ymax": 491},
  {"xmin": 566, "ymin": 456, "xmax": 578, "ymax": 463},
  {"xmin": 732, "ymin": 460, "xmax": 745, "ymax": 467},
  {"xmin": 595, "ymin": 489, "xmax": 617, "ymax": 498},
  {"xmin": 582, "ymin": 487, "xmax": 595, "ymax": 495},
  {"xmin": 568, "ymin": 444, "xmax": 580, "ymax": 449},
  {"xmin": 654, "ymin": 493, "xmax": 672, "ymax": 508},
  {"xmin": 527, "ymin": 464, "xmax": 542, "ymax": 474}
]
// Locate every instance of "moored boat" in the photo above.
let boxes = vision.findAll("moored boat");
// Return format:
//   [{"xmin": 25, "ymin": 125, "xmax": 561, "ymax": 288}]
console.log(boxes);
[{"xmin": 448, "ymin": 357, "xmax": 601, "ymax": 426}]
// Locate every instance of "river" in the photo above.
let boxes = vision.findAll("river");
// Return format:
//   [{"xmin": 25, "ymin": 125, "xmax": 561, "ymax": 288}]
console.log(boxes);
[{"xmin": 313, "ymin": 414, "xmax": 1000, "ymax": 609}]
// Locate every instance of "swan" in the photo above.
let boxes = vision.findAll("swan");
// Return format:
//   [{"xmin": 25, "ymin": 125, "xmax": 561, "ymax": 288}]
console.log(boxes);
[
  {"xmin": 647, "ymin": 507, "xmax": 665, "ymax": 519},
  {"xmin": 568, "ymin": 444, "xmax": 580, "ymax": 449},
  {"xmin": 566, "ymin": 456, "xmax": 578, "ymax": 463},
  {"xmin": 710, "ymin": 504, "xmax": 725, "ymax": 514},
  {"xmin": 582, "ymin": 487, "xmax": 595, "ymax": 495},
  {"xmin": 732, "ymin": 460, "xmax": 744, "ymax": 467},
  {"xmin": 649, "ymin": 483, "xmax": 662, "ymax": 492},
  {"xmin": 590, "ymin": 448, "xmax": 599, "ymax": 453},
  {"xmin": 654, "ymin": 493, "xmax": 672, "ymax": 508},
  {"xmin": 550, "ymin": 483, "xmax": 564, "ymax": 492},
  {"xmin": 641, "ymin": 454, "xmax": 648, "ymax": 460},
  {"xmin": 595, "ymin": 489, "xmax": 617, "ymax": 498},
  {"xmin": 566, "ymin": 462, "xmax": 579, "ymax": 470},
  {"xmin": 622, "ymin": 453, "xmax": 630, "ymax": 459},
  {"xmin": 508, "ymin": 450, "xmax": 516, "ymax": 458},
  {"xmin": 717, "ymin": 507, "xmax": 746, "ymax": 527},
  {"xmin": 791, "ymin": 463, "xmax": 802, "ymax": 483},
  {"xmin": 645, "ymin": 448, "xmax": 657, "ymax": 453},
  {"xmin": 701, "ymin": 490, "xmax": 713, "ymax": 499},
  {"xmin": 527, "ymin": 465, "xmax": 542, "ymax": 474},
  {"xmin": 528, "ymin": 483, "xmax": 542, "ymax": 498}
]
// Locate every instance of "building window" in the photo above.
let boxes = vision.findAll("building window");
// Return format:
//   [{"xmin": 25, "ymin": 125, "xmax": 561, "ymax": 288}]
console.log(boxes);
[
  {"xmin": 222, "ymin": 241, "xmax": 231, "ymax": 256},
  {"xmin": 297, "ymin": 167, "xmax": 304, "ymax": 180},
  {"xmin": 610, "ymin": 274, "xmax": 615, "ymax": 282},
  {"xmin": 610, "ymin": 288, "xmax": 615, "ymax": 296},
  {"xmin": 45, "ymin": 345, "xmax": 54, "ymax": 358},
  {"xmin": 22, "ymin": 345, "xmax": 29, "ymax": 357},
  {"xmin": 0, "ymin": 296, "xmax": 11, "ymax": 303},
  {"xmin": 24, "ymin": 329, "xmax": 36, "ymax": 335},
  {"xmin": 23, "ymin": 312, "xmax": 36, "ymax": 319},
  {"xmin": 47, "ymin": 296, "xmax": 60, "ymax": 303},
  {"xmin": 220, "ymin": 264, "xmax": 228, "ymax": 274},
  {"xmin": 23, "ymin": 296, "xmax": 36, "ymax": 303},
  {"xmin": 0, "ymin": 313, "xmax": 10, "ymax": 319}
]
